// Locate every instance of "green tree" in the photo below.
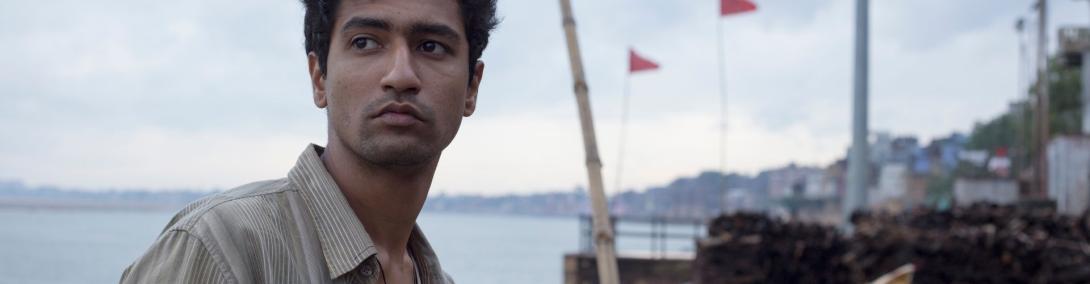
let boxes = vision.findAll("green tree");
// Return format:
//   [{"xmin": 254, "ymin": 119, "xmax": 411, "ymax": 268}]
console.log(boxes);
[{"xmin": 965, "ymin": 57, "xmax": 1085, "ymax": 175}]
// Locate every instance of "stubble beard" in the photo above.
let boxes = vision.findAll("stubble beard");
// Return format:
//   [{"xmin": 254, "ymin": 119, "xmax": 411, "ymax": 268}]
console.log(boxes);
[
  {"xmin": 332, "ymin": 97, "xmax": 439, "ymax": 169},
  {"xmin": 333, "ymin": 96, "xmax": 460, "ymax": 170},
  {"xmin": 353, "ymin": 134, "xmax": 438, "ymax": 168}
]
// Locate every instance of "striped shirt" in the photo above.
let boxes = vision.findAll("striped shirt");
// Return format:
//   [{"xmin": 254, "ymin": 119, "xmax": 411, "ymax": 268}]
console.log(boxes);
[{"xmin": 120, "ymin": 144, "xmax": 453, "ymax": 284}]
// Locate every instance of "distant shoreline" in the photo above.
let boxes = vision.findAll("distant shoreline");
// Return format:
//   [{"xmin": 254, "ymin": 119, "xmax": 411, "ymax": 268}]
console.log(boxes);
[
  {"xmin": 0, "ymin": 197, "xmax": 188, "ymax": 212},
  {"xmin": 0, "ymin": 198, "xmax": 573, "ymax": 216},
  {"xmin": 0, "ymin": 197, "xmax": 588, "ymax": 222}
]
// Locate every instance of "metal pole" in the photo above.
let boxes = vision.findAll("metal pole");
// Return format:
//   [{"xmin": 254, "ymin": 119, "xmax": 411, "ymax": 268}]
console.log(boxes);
[
  {"xmin": 1081, "ymin": 1, "xmax": 1090, "ymax": 136},
  {"xmin": 716, "ymin": 12, "xmax": 730, "ymax": 216},
  {"xmin": 1084, "ymin": 51, "xmax": 1090, "ymax": 135},
  {"xmin": 1037, "ymin": 0, "xmax": 1050, "ymax": 198},
  {"xmin": 843, "ymin": 0, "xmax": 869, "ymax": 232},
  {"xmin": 557, "ymin": 0, "xmax": 620, "ymax": 283},
  {"xmin": 1013, "ymin": 18, "xmax": 1036, "ymax": 184},
  {"xmin": 614, "ymin": 75, "xmax": 631, "ymax": 195}
]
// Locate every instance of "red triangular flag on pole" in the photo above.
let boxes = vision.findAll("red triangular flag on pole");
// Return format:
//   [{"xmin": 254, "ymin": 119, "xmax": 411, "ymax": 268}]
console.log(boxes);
[
  {"xmin": 721, "ymin": 0, "xmax": 757, "ymax": 16},
  {"xmin": 629, "ymin": 49, "xmax": 659, "ymax": 73}
]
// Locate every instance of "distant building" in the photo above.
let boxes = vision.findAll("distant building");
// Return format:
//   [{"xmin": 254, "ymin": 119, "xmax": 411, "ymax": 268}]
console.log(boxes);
[
  {"xmin": 723, "ymin": 188, "xmax": 759, "ymax": 213},
  {"xmin": 765, "ymin": 164, "xmax": 829, "ymax": 200},
  {"xmin": 871, "ymin": 132, "xmax": 894, "ymax": 165},
  {"xmin": 760, "ymin": 164, "xmax": 839, "ymax": 224},
  {"xmin": 822, "ymin": 159, "xmax": 847, "ymax": 200},
  {"xmin": 870, "ymin": 164, "xmax": 908, "ymax": 210}
]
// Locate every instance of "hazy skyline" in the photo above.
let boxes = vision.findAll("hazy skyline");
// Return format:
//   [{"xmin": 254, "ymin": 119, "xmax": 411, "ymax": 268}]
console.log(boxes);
[{"xmin": 2, "ymin": 0, "xmax": 1086, "ymax": 195}]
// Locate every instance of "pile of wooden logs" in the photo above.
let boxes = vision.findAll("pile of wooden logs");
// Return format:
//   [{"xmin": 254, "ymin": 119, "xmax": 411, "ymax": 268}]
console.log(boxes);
[
  {"xmin": 851, "ymin": 204, "xmax": 1090, "ymax": 283},
  {"xmin": 695, "ymin": 212, "xmax": 855, "ymax": 283},
  {"xmin": 694, "ymin": 204, "xmax": 1090, "ymax": 283}
]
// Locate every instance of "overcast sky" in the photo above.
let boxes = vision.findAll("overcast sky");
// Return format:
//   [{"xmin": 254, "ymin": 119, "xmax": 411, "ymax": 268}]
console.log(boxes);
[{"xmin": 2, "ymin": 0, "xmax": 1088, "ymax": 195}]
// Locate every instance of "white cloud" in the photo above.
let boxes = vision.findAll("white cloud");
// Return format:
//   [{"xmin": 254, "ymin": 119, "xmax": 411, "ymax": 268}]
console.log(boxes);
[
  {"xmin": 2, "ymin": 0, "xmax": 1087, "ymax": 193},
  {"xmin": 433, "ymin": 105, "xmax": 843, "ymax": 196}
]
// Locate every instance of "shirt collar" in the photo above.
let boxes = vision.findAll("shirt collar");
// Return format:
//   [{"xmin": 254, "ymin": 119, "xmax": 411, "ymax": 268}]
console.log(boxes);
[
  {"xmin": 408, "ymin": 225, "xmax": 446, "ymax": 284},
  {"xmin": 288, "ymin": 144, "xmax": 446, "ymax": 282}
]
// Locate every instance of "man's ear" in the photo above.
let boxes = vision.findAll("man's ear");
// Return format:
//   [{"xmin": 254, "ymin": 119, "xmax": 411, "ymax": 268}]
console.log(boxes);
[
  {"xmin": 464, "ymin": 61, "xmax": 484, "ymax": 117},
  {"xmin": 307, "ymin": 52, "xmax": 328, "ymax": 109}
]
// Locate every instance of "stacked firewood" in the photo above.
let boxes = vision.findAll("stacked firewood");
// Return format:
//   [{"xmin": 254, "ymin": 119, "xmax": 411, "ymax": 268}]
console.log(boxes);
[
  {"xmin": 851, "ymin": 204, "xmax": 1090, "ymax": 283},
  {"xmin": 695, "ymin": 213, "xmax": 855, "ymax": 283},
  {"xmin": 694, "ymin": 204, "xmax": 1090, "ymax": 283}
]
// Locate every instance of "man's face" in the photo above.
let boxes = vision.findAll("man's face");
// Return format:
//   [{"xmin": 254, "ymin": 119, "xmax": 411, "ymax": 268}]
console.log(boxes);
[{"xmin": 308, "ymin": 0, "xmax": 483, "ymax": 167}]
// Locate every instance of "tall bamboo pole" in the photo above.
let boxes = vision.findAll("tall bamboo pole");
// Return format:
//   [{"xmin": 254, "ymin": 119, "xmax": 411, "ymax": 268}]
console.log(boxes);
[{"xmin": 557, "ymin": 0, "xmax": 620, "ymax": 283}]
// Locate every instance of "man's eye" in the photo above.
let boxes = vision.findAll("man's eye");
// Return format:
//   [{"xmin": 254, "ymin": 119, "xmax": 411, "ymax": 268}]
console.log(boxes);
[
  {"xmin": 418, "ymin": 41, "xmax": 447, "ymax": 55},
  {"xmin": 351, "ymin": 37, "xmax": 380, "ymax": 50}
]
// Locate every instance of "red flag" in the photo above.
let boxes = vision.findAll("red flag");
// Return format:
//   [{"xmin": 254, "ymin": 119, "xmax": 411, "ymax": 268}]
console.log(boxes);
[
  {"xmin": 629, "ymin": 49, "xmax": 659, "ymax": 73},
  {"xmin": 721, "ymin": 0, "xmax": 757, "ymax": 16}
]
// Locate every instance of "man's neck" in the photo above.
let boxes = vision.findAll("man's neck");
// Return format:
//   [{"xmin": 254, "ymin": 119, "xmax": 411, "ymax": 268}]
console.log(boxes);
[{"xmin": 318, "ymin": 142, "xmax": 436, "ymax": 258}]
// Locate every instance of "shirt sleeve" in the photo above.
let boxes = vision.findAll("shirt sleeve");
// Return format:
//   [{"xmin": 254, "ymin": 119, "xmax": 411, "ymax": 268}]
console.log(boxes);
[{"xmin": 120, "ymin": 229, "xmax": 235, "ymax": 284}]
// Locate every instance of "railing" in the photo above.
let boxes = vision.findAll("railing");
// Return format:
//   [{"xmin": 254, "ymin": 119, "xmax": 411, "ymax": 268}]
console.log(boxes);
[{"xmin": 578, "ymin": 214, "xmax": 706, "ymax": 259}]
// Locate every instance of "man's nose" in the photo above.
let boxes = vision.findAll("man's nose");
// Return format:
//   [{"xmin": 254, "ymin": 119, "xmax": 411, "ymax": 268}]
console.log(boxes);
[{"xmin": 379, "ymin": 45, "xmax": 422, "ymax": 95}]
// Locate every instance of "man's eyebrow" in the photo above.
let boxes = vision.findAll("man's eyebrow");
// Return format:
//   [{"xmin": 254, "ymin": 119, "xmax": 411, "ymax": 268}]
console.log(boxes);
[
  {"xmin": 341, "ymin": 17, "xmax": 390, "ymax": 34},
  {"xmin": 410, "ymin": 22, "xmax": 461, "ymax": 43}
]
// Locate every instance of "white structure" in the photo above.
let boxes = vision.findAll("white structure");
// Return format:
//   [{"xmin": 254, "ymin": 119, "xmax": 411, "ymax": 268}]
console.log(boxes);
[
  {"xmin": 954, "ymin": 179, "xmax": 1019, "ymax": 206},
  {"xmin": 1048, "ymin": 136, "xmax": 1090, "ymax": 215},
  {"xmin": 870, "ymin": 164, "xmax": 907, "ymax": 207}
]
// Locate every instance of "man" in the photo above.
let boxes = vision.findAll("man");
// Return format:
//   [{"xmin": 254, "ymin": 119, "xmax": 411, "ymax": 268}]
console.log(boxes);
[{"xmin": 121, "ymin": 0, "xmax": 498, "ymax": 283}]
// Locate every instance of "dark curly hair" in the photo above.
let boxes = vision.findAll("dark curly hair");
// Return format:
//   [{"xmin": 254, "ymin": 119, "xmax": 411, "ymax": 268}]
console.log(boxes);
[{"xmin": 301, "ymin": 0, "xmax": 499, "ymax": 80}]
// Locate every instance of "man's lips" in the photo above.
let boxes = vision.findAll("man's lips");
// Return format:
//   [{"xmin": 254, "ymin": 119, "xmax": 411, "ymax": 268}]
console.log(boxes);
[{"xmin": 372, "ymin": 103, "xmax": 425, "ymax": 127}]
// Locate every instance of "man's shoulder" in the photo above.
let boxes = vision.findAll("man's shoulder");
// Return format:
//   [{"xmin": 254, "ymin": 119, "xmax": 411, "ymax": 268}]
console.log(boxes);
[
  {"xmin": 123, "ymin": 177, "xmax": 311, "ymax": 283},
  {"xmin": 165, "ymin": 178, "xmax": 297, "ymax": 233}
]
